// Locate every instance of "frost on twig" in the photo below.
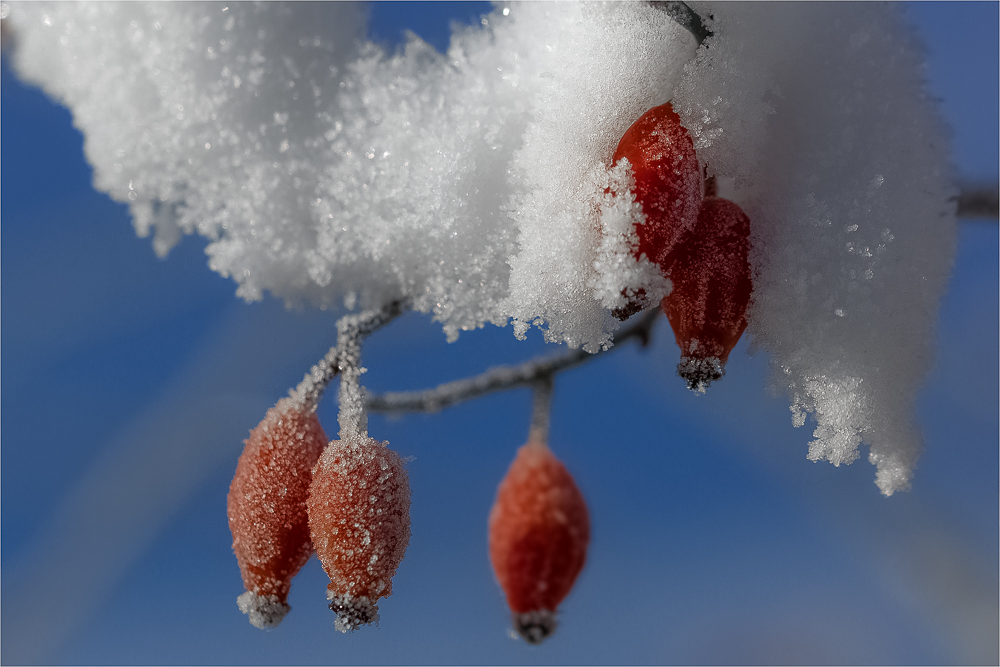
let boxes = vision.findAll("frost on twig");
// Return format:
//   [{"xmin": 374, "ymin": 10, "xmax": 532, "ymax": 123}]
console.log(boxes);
[
  {"xmin": 288, "ymin": 301, "xmax": 405, "ymax": 419},
  {"xmin": 528, "ymin": 375, "xmax": 555, "ymax": 444},
  {"xmin": 288, "ymin": 344, "xmax": 341, "ymax": 413},
  {"xmin": 366, "ymin": 308, "xmax": 659, "ymax": 415},
  {"xmin": 336, "ymin": 301, "xmax": 406, "ymax": 438}
]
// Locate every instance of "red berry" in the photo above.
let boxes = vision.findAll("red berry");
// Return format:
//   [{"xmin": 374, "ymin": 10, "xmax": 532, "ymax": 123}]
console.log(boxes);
[
  {"xmin": 488, "ymin": 440, "xmax": 590, "ymax": 644},
  {"xmin": 228, "ymin": 398, "xmax": 328, "ymax": 629},
  {"xmin": 611, "ymin": 102, "xmax": 703, "ymax": 286},
  {"xmin": 661, "ymin": 196, "xmax": 753, "ymax": 391},
  {"xmin": 307, "ymin": 435, "xmax": 411, "ymax": 633}
]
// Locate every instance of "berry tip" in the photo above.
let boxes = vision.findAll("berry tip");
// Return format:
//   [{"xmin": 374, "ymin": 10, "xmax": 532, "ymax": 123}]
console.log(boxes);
[
  {"xmin": 677, "ymin": 356, "xmax": 724, "ymax": 392},
  {"xmin": 513, "ymin": 609, "xmax": 557, "ymax": 644},
  {"xmin": 237, "ymin": 591, "xmax": 290, "ymax": 630},
  {"xmin": 328, "ymin": 591, "xmax": 380, "ymax": 633}
]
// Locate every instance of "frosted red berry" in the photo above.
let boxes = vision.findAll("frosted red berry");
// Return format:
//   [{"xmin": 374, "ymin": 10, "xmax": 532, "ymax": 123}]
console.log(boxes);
[
  {"xmin": 227, "ymin": 398, "xmax": 328, "ymax": 629},
  {"xmin": 661, "ymin": 195, "xmax": 753, "ymax": 391},
  {"xmin": 307, "ymin": 435, "xmax": 411, "ymax": 633},
  {"xmin": 488, "ymin": 440, "xmax": 590, "ymax": 644},
  {"xmin": 610, "ymin": 102, "xmax": 703, "ymax": 319}
]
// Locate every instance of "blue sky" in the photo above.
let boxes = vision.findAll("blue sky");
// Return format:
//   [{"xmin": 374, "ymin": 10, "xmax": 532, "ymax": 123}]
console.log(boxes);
[{"xmin": 2, "ymin": 3, "xmax": 997, "ymax": 664}]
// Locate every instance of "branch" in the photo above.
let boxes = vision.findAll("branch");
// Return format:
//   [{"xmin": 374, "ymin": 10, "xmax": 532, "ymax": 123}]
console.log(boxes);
[
  {"xmin": 336, "ymin": 300, "xmax": 407, "ymax": 437},
  {"xmin": 956, "ymin": 183, "xmax": 999, "ymax": 220},
  {"xmin": 365, "ymin": 308, "xmax": 661, "ymax": 415},
  {"xmin": 528, "ymin": 375, "xmax": 555, "ymax": 443},
  {"xmin": 289, "ymin": 300, "xmax": 406, "ymax": 413},
  {"xmin": 650, "ymin": 2, "xmax": 712, "ymax": 46}
]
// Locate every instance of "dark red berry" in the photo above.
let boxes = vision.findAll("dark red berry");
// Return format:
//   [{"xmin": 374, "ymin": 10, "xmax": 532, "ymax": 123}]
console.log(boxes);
[{"xmin": 661, "ymin": 196, "xmax": 752, "ymax": 391}]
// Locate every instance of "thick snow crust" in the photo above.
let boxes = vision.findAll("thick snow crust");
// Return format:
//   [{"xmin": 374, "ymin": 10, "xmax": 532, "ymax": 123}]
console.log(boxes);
[{"xmin": 8, "ymin": 2, "xmax": 956, "ymax": 494}]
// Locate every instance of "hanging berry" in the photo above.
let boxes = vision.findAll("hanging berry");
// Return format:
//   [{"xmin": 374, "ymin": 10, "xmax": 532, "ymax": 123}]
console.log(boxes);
[
  {"xmin": 489, "ymin": 439, "xmax": 590, "ymax": 644},
  {"xmin": 610, "ymin": 102, "xmax": 703, "ymax": 319},
  {"xmin": 661, "ymin": 191, "xmax": 753, "ymax": 391},
  {"xmin": 307, "ymin": 435, "xmax": 411, "ymax": 633},
  {"xmin": 227, "ymin": 398, "xmax": 328, "ymax": 629}
]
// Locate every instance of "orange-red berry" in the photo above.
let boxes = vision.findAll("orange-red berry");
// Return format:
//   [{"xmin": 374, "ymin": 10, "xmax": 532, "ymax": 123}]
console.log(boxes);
[
  {"xmin": 307, "ymin": 435, "xmax": 411, "ymax": 633},
  {"xmin": 228, "ymin": 398, "xmax": 328, "ymax": 629},
  {"xmin": 488, "ymin": 440, "xmax": 590, "ymax": 644},
  {"xmin": 661, "ymin": 195, "xmax": 753, "ymax": 391},
  {"xmin": 611, "ymin": 102, "xmax": 704, "ymax": 320}
]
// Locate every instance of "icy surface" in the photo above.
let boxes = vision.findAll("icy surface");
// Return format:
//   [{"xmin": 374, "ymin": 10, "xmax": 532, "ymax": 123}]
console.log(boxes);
[{"xmin": 8, "ymin": 2, "xmax": 956, "ymax": 493}]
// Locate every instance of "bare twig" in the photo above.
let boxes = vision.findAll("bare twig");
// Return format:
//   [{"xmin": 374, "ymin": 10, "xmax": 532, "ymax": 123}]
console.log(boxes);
[{"xmin": 365, "ymin": 308, "xmax": 660, "ymax": 415}]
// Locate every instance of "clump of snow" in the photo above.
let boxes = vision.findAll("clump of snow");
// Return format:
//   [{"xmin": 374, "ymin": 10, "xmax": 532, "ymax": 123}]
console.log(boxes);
[
  {"xmin": 589, "ymin": 160, "xmax": 672, "ymax": 320},
  {"xmin": 501, "ymin": 3, "xmax": 698, "ymax": 351},
  {"xmin": 673, "ymin": 3, "xmax": 956, "ymax": 493},
  {"xmin": 8, "ymin": 2, "xmax": 956, "ymax": 493}
]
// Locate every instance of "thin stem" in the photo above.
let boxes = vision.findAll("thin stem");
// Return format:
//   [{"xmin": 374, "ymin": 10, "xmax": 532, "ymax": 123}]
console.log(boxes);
[
  {"xmin": 956, "ymin": 183, "xmax": 999, "ymax": 220},
  {"xmin": 337, "ymin": 300, "xmax": 406, "ymax": 439},
  {"xmin": 289, "ymin": 344, "xmax": 341, "ymax": 413},
  {"xmin": 528, "ymin": 375, "xmax": 554, "ymax": 444},
  {"xmin": 365, "ymin": 308, "xmax": 660, "ymax": 415}
]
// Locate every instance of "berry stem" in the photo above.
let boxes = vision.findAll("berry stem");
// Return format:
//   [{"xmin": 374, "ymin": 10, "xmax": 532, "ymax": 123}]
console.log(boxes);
[
  {"xmin": 335, "ymin": 300, "xmax": 407, "ymax": 439},
  {"xmin": 528, "ymin": 374, "xmax": 554, "ymax": 445},
  {"xmin": 289, "ymin": 343, "xmax": 342, "ymax": 413},
  {"xmin": 289, "ymin": 300, "xmax": 407, "ymax": 413}
]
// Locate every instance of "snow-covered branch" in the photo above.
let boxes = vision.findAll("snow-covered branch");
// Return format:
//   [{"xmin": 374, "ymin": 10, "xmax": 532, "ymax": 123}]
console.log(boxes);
[{"xmin": 5, "ymin": 2, "xmax": 962, "ymax": 494}]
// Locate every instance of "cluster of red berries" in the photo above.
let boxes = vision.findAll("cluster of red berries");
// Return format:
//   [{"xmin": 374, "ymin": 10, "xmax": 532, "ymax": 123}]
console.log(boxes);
[
  {"xmin": 226, "ymin": 100, "xmax": 748, "ymax": 643},
  {"xmin": 611, "ymin": 103, "xmax": 753, "ymax": 391},
  {"xmin": 227, "ymin": 399, "xmax": 411, "ymax": 632},
  {"xmin": 228, "ymin": 395, "xmax": 589, "ymax": 644}
]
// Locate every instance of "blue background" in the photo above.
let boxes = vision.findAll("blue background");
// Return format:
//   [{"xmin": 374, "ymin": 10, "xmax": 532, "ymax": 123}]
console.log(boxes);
[{"xmin": 2, "ymin": 3, "xmax": 997, "ymax": 664}]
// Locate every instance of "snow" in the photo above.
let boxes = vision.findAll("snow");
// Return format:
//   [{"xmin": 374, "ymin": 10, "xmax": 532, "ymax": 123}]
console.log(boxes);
[
  {"xmin": 672, "ymin": 3, "xmax": 955, "ymax": 493},
  {"xmin": 6, "ymin": 2, "xmax": 956, "ymax": 494}
]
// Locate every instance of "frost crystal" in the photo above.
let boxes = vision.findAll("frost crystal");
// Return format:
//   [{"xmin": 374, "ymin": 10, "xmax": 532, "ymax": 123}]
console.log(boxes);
[
  {"xmin": 236, "ymin": 591, "xmax": 290, "ymax": 631},
  {"xmin": 8, "ymin": 2, "xmax": 956, "ymax": 493}
]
